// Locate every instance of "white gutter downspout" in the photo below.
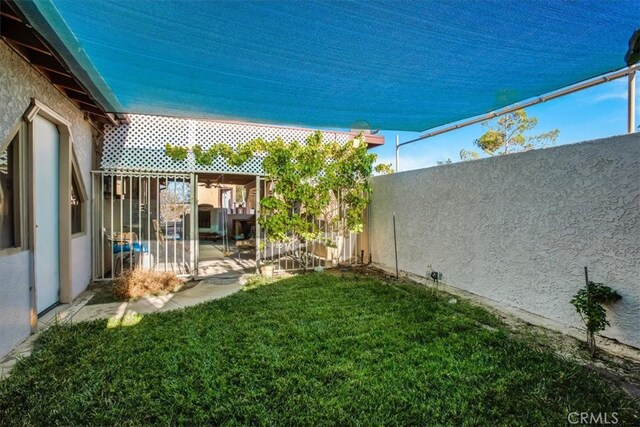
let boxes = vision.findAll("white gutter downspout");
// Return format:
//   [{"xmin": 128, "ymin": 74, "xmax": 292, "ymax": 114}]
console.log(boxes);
[{"xmin": 395, "ymin": 135, "xmax": 400, "ymax": 173}]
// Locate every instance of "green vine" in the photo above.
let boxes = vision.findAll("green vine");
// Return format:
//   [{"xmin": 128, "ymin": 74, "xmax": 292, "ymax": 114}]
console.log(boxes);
[
  {"xmin": 570, "ymin": 281, "xmax": 621, "ymax": 357},
  {"xmin": 166, "ymin": 132, "xmax": 392, "ymax": 256},
  {"xmin": 164, "ymin": 143, "xmax": 188, "ymax": 161}
]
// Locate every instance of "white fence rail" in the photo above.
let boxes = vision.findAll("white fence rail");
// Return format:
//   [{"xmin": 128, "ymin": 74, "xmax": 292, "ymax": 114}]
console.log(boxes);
[{"xmin": 256, "ymin": 178, "xmax": 363, "ymax": 272}]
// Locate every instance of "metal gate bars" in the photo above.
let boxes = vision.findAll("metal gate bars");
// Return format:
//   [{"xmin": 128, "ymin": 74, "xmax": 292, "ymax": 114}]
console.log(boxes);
[{"xmin": 91, "ymin": 171, "xmax": 196, "ymax": 280}]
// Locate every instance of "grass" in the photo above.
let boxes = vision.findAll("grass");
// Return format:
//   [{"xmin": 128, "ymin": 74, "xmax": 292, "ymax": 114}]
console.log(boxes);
[
  {"xmin": 1, "ymin": 273, "xmax": 638, "ymax": 425},
  {"xmin": 84, "ymin": 281, "xmax": 119, "ymax": 305}
]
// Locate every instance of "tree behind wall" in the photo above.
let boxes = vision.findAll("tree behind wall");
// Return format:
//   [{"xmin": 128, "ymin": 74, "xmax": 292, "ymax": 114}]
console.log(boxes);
[
  {"xmin": 460, "ymin": 110, "xmax": 559, "ymax": 161},
  {"xmin": 160, "ymin": 182, "xmax": 190, "ymax": 223}
]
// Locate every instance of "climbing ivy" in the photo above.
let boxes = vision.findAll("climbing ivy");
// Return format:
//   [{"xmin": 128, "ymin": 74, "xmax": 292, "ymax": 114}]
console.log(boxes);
[{"xmin": 164, "ymin": 143, "xmax": 188, "ymax": 161}]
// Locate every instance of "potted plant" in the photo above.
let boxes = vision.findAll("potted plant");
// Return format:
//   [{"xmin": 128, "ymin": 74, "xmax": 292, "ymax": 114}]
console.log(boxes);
[{"xmin": 259, "ymin": 259, "xmax": 276, "ymax": 278}]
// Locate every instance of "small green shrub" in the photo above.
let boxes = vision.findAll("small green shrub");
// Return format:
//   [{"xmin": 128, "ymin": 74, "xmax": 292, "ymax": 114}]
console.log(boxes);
[{"xmin": 570, "ymin": 281, "xmax": 621, "ymax": 357}]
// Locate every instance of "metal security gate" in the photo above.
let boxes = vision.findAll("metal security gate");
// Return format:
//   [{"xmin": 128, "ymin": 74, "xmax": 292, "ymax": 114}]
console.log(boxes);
[
  {"xmin": 256, "ymin": 178, "xmax": 363, "ymax": 273},
  {"xmin": 91, "ymin": 171, "xmax": 196, "ymax": 280}
]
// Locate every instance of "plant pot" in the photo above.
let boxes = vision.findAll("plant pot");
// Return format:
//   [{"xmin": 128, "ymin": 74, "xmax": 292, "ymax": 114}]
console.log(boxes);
[{"xmin": 260, "ymin": 264, "xmax": 275, "ymax": 278}]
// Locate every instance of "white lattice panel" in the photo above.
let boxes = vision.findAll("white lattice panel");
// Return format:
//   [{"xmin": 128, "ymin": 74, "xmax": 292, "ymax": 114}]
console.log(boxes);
[{"xmin": 101, "ymin": 114, "xmax": 352, "ymax": 174}]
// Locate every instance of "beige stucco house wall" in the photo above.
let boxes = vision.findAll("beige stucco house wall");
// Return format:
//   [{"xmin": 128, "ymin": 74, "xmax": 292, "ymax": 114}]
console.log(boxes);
[{"xmin": 0, "ymin": 42, "xmax": 94, "ymax": 357}]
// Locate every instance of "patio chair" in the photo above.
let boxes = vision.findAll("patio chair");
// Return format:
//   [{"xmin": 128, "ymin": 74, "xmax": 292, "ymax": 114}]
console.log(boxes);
[{"xmin": 104, "ymin": 229, "xmax": 147, "ymax": 276}]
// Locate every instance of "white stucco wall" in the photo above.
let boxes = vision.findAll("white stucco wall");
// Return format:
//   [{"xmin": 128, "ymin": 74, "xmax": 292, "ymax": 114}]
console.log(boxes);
[
  {"xmin": 0, "ymin": 42, "xmax": 94, "ymax": 357},
  {"xmin": 71, "ymin": 235, "xmax": 92, "ymax": 298},
  {"xmin": 0, "ymin": 251, "xmax": 31, "ymax": 357},
  {"xmin": 369, "ymin": 134, "xmax": 640, "ymax": 348}
]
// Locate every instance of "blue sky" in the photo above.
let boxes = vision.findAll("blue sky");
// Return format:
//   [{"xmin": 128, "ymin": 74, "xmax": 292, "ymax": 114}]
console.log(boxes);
[{"xmin": 369, "ymin": 77, "xmax": 639, "ymax": 172}]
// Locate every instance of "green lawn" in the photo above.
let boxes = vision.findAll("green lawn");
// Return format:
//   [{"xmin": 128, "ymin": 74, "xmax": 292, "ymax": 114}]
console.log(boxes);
[{"xmin": 1, "ymin": 273, "xmax": 638, "ymax": 425}]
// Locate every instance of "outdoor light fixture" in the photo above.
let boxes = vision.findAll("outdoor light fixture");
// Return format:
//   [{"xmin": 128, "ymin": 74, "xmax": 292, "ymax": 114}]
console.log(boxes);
[{"xmin": 430, "ymin": 271, "xmax": 443, "ymax": 284}]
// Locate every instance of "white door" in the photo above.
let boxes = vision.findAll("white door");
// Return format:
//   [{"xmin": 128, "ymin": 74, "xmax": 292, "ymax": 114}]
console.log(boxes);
[{"xmin": 33, "ymin": 115, "xmax": 60, "ymax": 314}]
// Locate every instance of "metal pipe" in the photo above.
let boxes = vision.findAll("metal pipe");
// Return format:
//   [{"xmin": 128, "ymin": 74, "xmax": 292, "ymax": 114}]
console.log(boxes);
[
  {"xmin": 629, "ymin": 69, "xmax": 636, "ymax": 133},
  {"xmin": 91, "ymin": 173, "xmax": 95, "ymax": 280},
  {"xmin": 100, "ymin": 173, "xmax": 104, "ymax": 279},
  {"xmin": 190, "ymin": 173, "xmax": 197, "ymax": 279},
  {"xmin": 180, "ymin": 176, "xmax": 185, "ymax": 271},
  {"xmin": 110, "ymin": 175, "xmax": 114, "ymax": 278},
  {"xmin": 156, "ymin": 177, "xmax": 161, "ymax": 272},
  {"xmin": 173, "ymin": 179, "xmax": 177, "ymax": 272},
  {"xmin": 163, "ymin": 177, "xmax": 167, "ymax": 272},
  {"xmin": 349, "ymin": 214, "xmax": 352, "ymax": 264},
  {"xmin": 147, "ymin": 177, "xmax": 152, "ymax": 271},
  {"xmin": 129, "ymin": 175, "xmax": 133, "ymax": 271},
  {"xmin": 395, "ymin": 135, "xmax": 400, "ymax": 172},
  {"xmin": 392, "ymin": 212, "xmax": 398, "ymax": 279},
  {"xmin": 367, "ymin": 203, "xmax": 371, "ymax": 265},
  {"xmin": 255, "ymin": 175, "xmax": 261, "ymax": 273},
  {"xmin": 324, "ymin": 210, "xmax": 328, "ymax": 267},
  {"xmin": 119, "ymin": 175, "xmax": 123, "ymax": 275},
  {"xmin": 339, "ymin": 192, "xmax": 343, "ymax": 263},
  {"xmin": 584, "ymin": 266, "xmax": 590, "ymax": 288},
  {"xmin": 400, "ymin": 64, "xmax": 640, "ymax": 148},
  {"xmin": 138, "ymin": 175, "xmax": 142, "ymax": 270}
]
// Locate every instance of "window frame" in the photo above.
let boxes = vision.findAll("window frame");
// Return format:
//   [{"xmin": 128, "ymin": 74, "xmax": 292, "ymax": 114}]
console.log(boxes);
[
  {"xmin": 0, "ymin": 121, "xmax": 26, "ymax": 257},
  {"xmin": 70, "ymin": 150, "xmax": 87, "ymax": 237}
]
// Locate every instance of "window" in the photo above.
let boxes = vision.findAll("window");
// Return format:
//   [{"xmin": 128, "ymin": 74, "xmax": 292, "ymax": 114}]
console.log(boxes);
[
  {"xmin": 71, "ymin": 163, "xmax": 85, "ymax": 234},
  {"xmin": 0, "ymin": 133, "xmax": 20, "ymax": 250},
  {"xmin": 198, "ymin": 209, "xmax": 211, "ymax": 228}
]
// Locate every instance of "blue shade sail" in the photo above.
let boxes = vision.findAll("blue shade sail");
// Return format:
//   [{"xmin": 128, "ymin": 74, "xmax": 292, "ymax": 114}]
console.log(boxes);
[{"xmin": 26, "ymin": 0, "xmax": 640, "ymax": 131}]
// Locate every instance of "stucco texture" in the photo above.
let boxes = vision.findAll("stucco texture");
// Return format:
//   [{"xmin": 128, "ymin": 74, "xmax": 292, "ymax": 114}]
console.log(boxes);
[
  {"xmin": 0, "ymin": 251, "xmax": 31, "ymax": 358},
  {"xmin": 369, "ymin": 134, "xmax": 640, "ymax": 348},
  {"xmin": 0, "ymin": 42, "xmax": 94, "ymax": 356}
]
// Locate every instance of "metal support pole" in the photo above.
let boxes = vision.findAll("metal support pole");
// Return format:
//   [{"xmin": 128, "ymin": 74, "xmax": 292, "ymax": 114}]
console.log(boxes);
[
  {"xmin": 119, "ymin": 175, "xmax": 124, "ymax": 275},
  {"xmin": 367, "ymin": 203, "xmax": 371, "ymax": 265},
  {"xmin": 190, "ymin": 173, "xmax": 197, "ymax": 278},
  {"xmin": 255, "ymin": 175, "xmax": 261, "ymax": 274},
  {"xmin": 147, "ymin": 177, "xmax": 152, "ymax": 271},
  {"xmin": 100, "ymin": 173, "xmax": 104, "ymax": 279},
  {"xmin": 129, "ymin": 176, "xmax": 133, "ymax": 271},
  {"xmin": 629, "ymin": 69, "xmax": 636, "ymax": 133},
  {"xmin": 400, "ymin": 64, "xmax": 640, "ymax": 148},
  {"xmin": 392, "ymin": 212, "xmax": 398, "ymax": 279},
  {"xmin": 395, "ymin": 135, "xmax": 400, "ymax": 173},
  {"xmin": 157, "ymin": 178, "xmax": 162, "ymax": 272},
  {"xmin": 110, "ymin": 175, "xmax": 114, "ymax": 277}
]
